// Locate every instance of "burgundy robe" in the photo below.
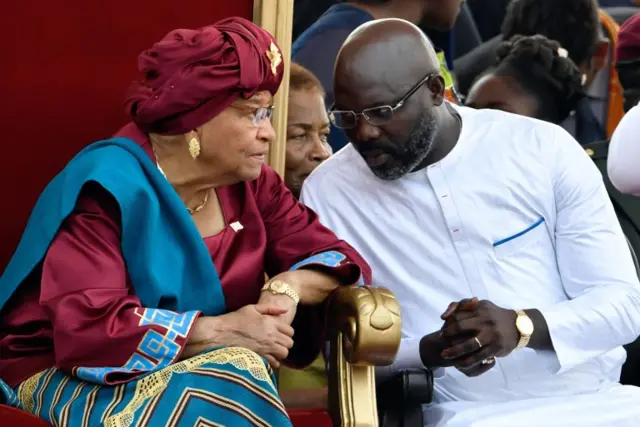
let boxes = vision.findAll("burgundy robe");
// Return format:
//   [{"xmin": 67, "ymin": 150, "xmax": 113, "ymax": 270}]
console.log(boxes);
[{"xmin": 0, "ymin": 124, "xmax": 370, "ymax": 388}]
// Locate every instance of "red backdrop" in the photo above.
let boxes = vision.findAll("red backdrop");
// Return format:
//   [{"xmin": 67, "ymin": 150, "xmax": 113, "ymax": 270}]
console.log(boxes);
[{"xmin": 0, "ymin": 1, "xmax": 253, "ymax": 271}]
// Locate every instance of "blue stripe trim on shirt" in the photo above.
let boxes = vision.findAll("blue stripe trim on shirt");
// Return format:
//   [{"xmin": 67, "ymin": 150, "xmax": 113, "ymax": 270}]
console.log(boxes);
[{"xmin": 493, "ymin": 217, "xmax": 545, "ymax": 247}]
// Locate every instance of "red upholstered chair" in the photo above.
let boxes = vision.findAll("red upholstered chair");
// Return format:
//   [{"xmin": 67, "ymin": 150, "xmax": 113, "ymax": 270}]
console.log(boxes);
[
  {"xmin": 0, "ymin": 405, "xmax": 333, "ymax": 426},
  {"xmin": 0, "ymin": 2, "xmax": 402, "ymax": 426},
  {"xmin": 289, "ymin": 408, "xmax": 334, "ymax": 427},
  {"xmin": 0, "ymin": 405, "xmax": 52, "ymax": 427}
]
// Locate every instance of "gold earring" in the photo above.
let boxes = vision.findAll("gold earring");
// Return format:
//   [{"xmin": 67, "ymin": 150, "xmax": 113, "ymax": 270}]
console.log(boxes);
[{"xmin": 188, "ymin": 137, "xmax": 201, "ymax": 159}]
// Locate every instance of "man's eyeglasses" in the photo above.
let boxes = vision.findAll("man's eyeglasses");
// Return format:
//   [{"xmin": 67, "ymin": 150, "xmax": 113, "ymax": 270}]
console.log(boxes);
[{"xmin": 328, "ymin": 73, "xmax": 436, "ymax": 129}]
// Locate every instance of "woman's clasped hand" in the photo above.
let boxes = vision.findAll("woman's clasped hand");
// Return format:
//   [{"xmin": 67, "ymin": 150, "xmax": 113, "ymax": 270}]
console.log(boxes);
[{"xmin": 183, "ymin": 304, "xmax": 295, "ymax": 368}]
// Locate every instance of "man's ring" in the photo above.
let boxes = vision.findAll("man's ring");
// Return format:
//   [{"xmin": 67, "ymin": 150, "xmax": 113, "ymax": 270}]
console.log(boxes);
[{"xmin": 474, "ymin": 337, "xmax": 482, "ymax": 348}]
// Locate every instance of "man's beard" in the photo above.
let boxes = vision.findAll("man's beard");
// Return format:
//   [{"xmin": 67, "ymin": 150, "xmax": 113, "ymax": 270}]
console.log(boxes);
[{"xmin": 369, "ymin": 114, "xmax": 438, "ymax": 181}]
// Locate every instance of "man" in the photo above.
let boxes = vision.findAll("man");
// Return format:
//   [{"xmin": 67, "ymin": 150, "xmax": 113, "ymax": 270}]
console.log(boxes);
[
  {"xmin": 292, "ymin": 0, "xmax": 463, "ymax": 152},
  {"xmin": 301, "ymin": 18, "xmax": 640, "ymax": 426},
  {"xmin": 455, "ymin": 0, "xmax": 609, "ymax": 145}
]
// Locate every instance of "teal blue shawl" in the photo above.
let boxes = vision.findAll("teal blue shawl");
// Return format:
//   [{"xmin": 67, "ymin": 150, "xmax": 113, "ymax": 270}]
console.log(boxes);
[{"xmin": 0, "ymin": 137, "xmax": 225, "ymax": 315}]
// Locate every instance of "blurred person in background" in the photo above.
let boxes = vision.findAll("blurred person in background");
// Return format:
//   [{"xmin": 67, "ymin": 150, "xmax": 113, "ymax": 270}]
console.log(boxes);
[
  {"xmin": 456, "ymin": 0, "xmax": 611, "ymax": 146},
  {"xmin": 465, "ymin": 35, "xmax": 584, "ymax": 125},
  {"xmin": 283, "ymin": 63, "xmax": 332, "ymax": 199}
]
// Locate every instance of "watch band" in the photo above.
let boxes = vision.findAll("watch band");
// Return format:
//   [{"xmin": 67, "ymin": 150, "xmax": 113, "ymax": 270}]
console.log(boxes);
[
  {"xmin": 515, "ymin": 309, "xmax": 531, "ymax": 350},
  {"xmin": 261, "ymin": 280, "xmax": 300, "ymax": 305}
]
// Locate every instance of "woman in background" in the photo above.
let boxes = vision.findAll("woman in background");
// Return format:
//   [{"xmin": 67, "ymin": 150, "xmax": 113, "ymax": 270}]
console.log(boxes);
[
  {"xmin": 465, "ymin": 35, "xmax": 584, "ymax": 125},
  {"xmin": 284, "ymin": 63, "xmax": 332, "ymax": 199},
  {"xmin": 280, "ymin": 63, "xmax": 332, "ymax": 409}
]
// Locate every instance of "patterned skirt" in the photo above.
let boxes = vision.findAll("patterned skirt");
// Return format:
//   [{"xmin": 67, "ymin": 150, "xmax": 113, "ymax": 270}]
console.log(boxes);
[{"xmin": 1, "ymin": 347, "xmax": 292, "ymax": 427}]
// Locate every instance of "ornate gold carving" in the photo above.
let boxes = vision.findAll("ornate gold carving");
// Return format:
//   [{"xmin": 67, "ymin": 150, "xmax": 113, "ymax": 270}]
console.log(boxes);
[{"xmin": 326, "ymin": 286, "xmax": 402, "ymax": 427}]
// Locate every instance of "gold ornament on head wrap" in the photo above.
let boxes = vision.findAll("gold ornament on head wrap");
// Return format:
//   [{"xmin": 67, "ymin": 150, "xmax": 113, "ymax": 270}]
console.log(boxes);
[
  {"xmin": 266, "ymin": 42, "xmax": 282, "ymax": 76},
  {"xmin": 188, "ymin": 137, "xmax": 201, "ymax": 159}
]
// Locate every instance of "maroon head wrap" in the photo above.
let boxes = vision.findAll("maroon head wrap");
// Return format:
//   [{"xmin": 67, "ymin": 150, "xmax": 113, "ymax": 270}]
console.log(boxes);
[
  {"xmin": 617, "ymin": 14, "xmax": 640, "ymax": 63},
  {"xmin": 126, "ymin": 17, "xmax": 284, "ymax": 134}
]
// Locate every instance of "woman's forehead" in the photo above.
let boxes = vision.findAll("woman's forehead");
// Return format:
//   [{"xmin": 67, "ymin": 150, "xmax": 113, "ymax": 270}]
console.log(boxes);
[
  {"xmin": 288, "ymin": 90, "xmax": 329, "ymax": 124},
  {"xmin": 239, "ymin": 90, "xmax": 273, "ymax": 106}
]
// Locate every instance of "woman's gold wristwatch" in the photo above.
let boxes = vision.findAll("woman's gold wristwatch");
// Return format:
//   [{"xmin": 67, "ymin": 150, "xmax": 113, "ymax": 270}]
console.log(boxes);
[{"xmin": 261, "ymin": 280, "xmax": 300, "ymax": 305}]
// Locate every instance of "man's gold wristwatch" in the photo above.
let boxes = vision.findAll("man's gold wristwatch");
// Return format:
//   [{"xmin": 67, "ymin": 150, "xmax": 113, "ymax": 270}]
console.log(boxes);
[
  {"xmin": 261, "ymin": 280, "xmax": 300, "ymax": 305},
  {"xmin": 515, "ymin": 309, "xmax": 534, "ymax": 350}
]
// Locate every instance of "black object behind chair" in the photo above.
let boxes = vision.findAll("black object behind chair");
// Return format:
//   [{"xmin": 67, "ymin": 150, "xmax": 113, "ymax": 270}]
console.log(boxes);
[{"xmin": 378, "ymin": 368, "xmax": 434, "ymax": 427}]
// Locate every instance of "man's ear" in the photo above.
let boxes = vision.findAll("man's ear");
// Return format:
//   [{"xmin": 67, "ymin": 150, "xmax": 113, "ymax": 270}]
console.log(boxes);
[{"xmin": 428, "ymin": 75, "xmax": 446, "ymax": 106}]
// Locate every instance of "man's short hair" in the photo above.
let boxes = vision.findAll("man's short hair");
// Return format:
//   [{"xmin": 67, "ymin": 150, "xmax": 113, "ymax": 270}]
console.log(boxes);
[
  {"xmin": 289, "ymin": 62, "xmax": 326, "ymax": 96},
  {"xmin": 501, "ymin": 0, "xmax": 600, "ymax": 67}
]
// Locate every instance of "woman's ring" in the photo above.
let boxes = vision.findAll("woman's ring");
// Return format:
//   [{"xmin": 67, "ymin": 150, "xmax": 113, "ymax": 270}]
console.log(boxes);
[
  {"xmin": 482, "ymin": 357, "xmax": 496, "ymax": 365},
  {"xmin": 474, "ymin": 337, "xmax": 482, "ymax": 348}
]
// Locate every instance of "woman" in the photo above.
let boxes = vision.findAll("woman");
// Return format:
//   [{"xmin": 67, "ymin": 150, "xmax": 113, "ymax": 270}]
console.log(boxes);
[
  {"xmin": 465, "ymin": 35, "xmax": 584, "ymax": 125},
  {"xmin": 0, "ymin": 18, "xmax": 370, "ymax": 427},
  {"xmin": 284, "ymin": 63, "xmax": 332, "ymax": 199},
  {"xmin": 280, "ymin": 63, "xmax": 332, "ymax": 408}
]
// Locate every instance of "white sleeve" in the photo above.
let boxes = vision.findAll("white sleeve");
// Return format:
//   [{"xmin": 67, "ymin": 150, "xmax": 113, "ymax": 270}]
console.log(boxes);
[
  {"xmin": 302, "ymin": 176, "xmax": 444, "ymax": 382},
  {"xmin": 608, "ymin": 104, "xmax": 640, "ymax": 196},
  {"xmin": 540, "ymin": 126, "xmax": 640, "ymax": 373}
]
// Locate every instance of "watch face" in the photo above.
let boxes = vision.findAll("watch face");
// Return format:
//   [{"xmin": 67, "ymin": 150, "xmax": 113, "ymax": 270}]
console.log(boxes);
[
  {"xmin": 271, "ymin": 281, "xmax": 286, "ymax": 292},
  {"xmin": 516, "ymin": 316, "xmax": 534, "ymax": 335}
]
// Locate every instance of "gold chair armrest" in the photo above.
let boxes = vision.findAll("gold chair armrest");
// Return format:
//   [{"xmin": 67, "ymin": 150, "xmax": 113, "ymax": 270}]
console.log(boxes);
[{"xmin": 327, "ymin": 286, "xmax": 402, "ymax": 427}]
